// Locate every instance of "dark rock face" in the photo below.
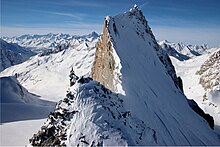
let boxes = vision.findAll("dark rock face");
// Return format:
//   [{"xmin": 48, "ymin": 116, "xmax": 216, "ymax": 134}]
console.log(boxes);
[
  {"xmin": 188, "ymin": 99, "xmax": 214, "ymax": 129},
  {"xmin": 69, "ymin": 68, "xmax": 79, "ymax": 86},
  {"xmin": 177, "ymin": 76, "xmax": 184, "ymax": 93}
]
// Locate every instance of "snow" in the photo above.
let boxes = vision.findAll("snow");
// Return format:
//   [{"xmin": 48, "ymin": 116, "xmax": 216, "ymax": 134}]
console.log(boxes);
[
  {"xmin": 0, "ymin": 76, "xmax": 55, "ymax": 146},
  {"xmin": 0, "ymin": 33, "xmax": 99, "ymax": 146},
  {"xmin": 1, "ymin": 32, "xmax": 99, "ymax": 53},
  {"xmin": 99, "ymin": 6, "xmax": 220, "ymax": 145},
  {"xmin": 29, "ymin": 77, "xmax": 163, "ymax": 146},
  {"xmin": 1, "ymin": 6, "xmax": 220, "ymax": 146},
  {"xmin": 0, "ymin": 39, "xmax": 35, "ymax": 71},
  {"xmin": 1, "ymin": 119, "xmax": 46, "ymax": 146},
  {"xmin": 170, "ymin": 47, "xmax": 220, "ymax": 125},
  {"xmin": 0, "ymin": 33, "xmax": 99, "ymax": 101}
]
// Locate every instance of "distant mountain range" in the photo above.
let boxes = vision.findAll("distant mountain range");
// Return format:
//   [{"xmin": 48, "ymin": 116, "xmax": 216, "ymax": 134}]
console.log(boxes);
[
  {"xmin": 159, "ymin": 40, "xmax": 209, "ymax": 61},
  {"xmin": 1, "ymin": 32, "xmax": 99, "ymax": 53}
]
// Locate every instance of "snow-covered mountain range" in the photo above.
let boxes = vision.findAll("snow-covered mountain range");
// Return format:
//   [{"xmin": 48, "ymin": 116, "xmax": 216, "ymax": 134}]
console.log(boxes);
[
  {"xmin": 1, "ymin": 4, "xmax": 219, "ymax": 146},
  {"xmin": 0, "ymin": 33, "xmax": 99, "ymax": 101},
  {"xmin": 0, "ymin": 39, "xmax": 35, "ymax": 71},
  {"xmin": 1, "ymin": 32, "xmax": 99, "ymax": 53},
  {"xmin": 28, "ymin": 5, "xmax": 219, "ymax": 146},
  {"xmin": 159, "ymin": 40, "xmax": 209, "ymax": 61}
]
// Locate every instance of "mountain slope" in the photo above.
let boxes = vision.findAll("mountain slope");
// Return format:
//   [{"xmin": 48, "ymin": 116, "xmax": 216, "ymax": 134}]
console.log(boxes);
[
  {"xmin": 0, "ymin": 76, "xmax": 55, "ymax": 146},
  {"xmin": 194, "ymin": 48, "xmax": 220, "ymax": 125},
  {"xmin": 0, "ymin": 33, "xmax": 99, "ymax": 101},
  {"xmin": 0, "ymin": 39, "xmax": 35, "ymax": 71},
  {"xmin": 170, "ymin": 47, "xmax": 220, "ymax": 125},
  {"xmin": 30, "ymin": 5, "xmax": 219, "ymax": 146},
  {"xmin": 0, "ymin": 76, "xmax": 55, "ymax": 123}
]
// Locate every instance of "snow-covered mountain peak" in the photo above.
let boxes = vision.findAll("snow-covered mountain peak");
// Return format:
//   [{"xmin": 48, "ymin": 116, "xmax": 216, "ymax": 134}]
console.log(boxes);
[
  {"xmin": 159, "ymin": 40, "xmax": 171, "ymax": 45},
  {"xmin": 91, "ymin": 6, "xmax": 219, "ymax": 145},
  {"xmin": 130, "ymin": 4, "xmax": 139, "ymax": 12}
]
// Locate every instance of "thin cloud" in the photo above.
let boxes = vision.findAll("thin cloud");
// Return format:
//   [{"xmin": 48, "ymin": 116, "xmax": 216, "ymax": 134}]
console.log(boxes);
[
  {"xmin": 3, "ymin": 0, "xmax": 103, "ymax": 8},
  {"xmin": 24, "ymin": 9, "xmax": 88, "ymax": 21},
  {"xmin": 37, "ymin": 0, "xmax": 103, "ymax": 8},
  {"xmin": 48, "ymin": 12, "xmax": 87, "ymax": 20},
  {"xmin": 140, "ymin": 1, "xmax": 150, "ymax": 9}
]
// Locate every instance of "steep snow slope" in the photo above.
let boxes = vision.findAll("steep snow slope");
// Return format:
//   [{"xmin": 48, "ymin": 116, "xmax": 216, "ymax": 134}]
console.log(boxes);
[
  {"xmin": 0, "ymin": 76, "xmax": 55, "ymax": 146},
  {"xmin": 96, "ymin": 6, "xmax": 219, "ymax": 145},
  {"xmin": 171, "ymin": 47, "xmax": 220, "ymax": 125},
  {"xmin": 30, "ymin": 5, "xmax": 219, "ymax": 146},
  {"xmin": 0, "ymin": 39, "xmax": 35, "ymax": 71},
  {"xmin": 0, "ymin": 34, "xmax": 99, "ymax": 101},
  {"xmin": 159, "ymin": 40, "xmax": 209, "ymax": 61},
  {"xmin": 2, "ymin": 32, "xmax": 99, "ymax": 53}
]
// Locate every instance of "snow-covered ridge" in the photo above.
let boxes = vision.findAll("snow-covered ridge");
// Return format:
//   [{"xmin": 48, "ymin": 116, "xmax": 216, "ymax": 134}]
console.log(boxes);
[
  {"xmin": 0, "ymin": 39, "xmax": 35, "ymax": 71},
  {"xmin": 91, "ymin": 4, "xmax": 218, "ymax": 145},
  {"xmin": 30, "ymin": 77, "xmax": 152, "ymax": 146},
  {"xmin": 1, "ymin": 32, "xmax": 99, "ymax": 53},
  {"xmin": 159, "ymin": 40, "xmax": 209, "ymax": 61}
]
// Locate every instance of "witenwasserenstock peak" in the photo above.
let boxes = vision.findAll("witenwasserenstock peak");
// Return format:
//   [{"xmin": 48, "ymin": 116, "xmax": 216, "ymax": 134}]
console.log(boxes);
[{"xmin": 29, "ymin": 5, "xmax": 220, "ymax": 146}]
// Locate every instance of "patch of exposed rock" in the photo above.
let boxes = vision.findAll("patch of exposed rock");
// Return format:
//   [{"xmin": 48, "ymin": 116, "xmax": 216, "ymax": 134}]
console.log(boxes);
[
  {"xmin": 92, "ymin": 20, "xmax": 115, "ymax": 91},
  {"xmin": 197, "ymin": 50, "xmax": 220, "ymax": 91}
]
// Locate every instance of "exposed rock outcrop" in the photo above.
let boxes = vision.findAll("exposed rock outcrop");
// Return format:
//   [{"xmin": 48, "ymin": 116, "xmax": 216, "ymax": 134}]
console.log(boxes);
[
  {"xmin": 92, "ymin": 20, "xmax": 115, "ymax": 91},
  {"xmin": 197, "ymin": 50, "xmax": 220, "ymax": 91}
]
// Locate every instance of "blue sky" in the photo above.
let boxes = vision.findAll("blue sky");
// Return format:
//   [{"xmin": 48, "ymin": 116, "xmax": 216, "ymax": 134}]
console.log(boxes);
[{"xmin": 1, "ymin": 0, "xmax": 220, "ymax": 47}]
